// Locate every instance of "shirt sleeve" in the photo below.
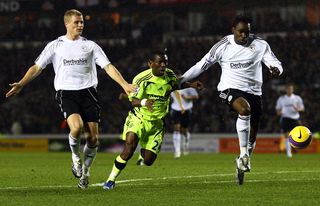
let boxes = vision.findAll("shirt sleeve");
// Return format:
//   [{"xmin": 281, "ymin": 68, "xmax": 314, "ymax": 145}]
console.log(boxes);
[
  {"xmin": 93, "ymin": 42, "xmax": 111, "ymax": 69},
  {"xmin": 262, "ymin": 43, "xmax": 283, "ymax": 75},
  {"xmin": 34, "ymin": 41, "xmax": 55, "ymax": 69},
  {"xmin": 181, "ymin": 39, "xmax": 223, "ymax": 84},
  {"xmin": 275, "ymin": 97, "xmax": 282, "ymax": 110}
]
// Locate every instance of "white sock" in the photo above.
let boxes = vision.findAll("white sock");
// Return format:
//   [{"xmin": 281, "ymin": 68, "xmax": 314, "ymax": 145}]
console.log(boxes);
[
  {"xmin": 83, "ymin": 143, "xmax": 98, "ymax": 176},
  {"xmin": 285, "ymin": 138, "xmax": 292, "ymax": 157},
  {"xmin": 68, "ymin": 134, "xmax": 80, "ymax": 163},
  {"xmin": 236, "ymin": 115, "xmax": 250, "ymax": 157},
  {"xmin": 173, "ymin": 131, "xmax": 181, "ymax": 155},
  {"xmin": 185, "ymin": 132, "xmax": 190, "ymax": 149}
]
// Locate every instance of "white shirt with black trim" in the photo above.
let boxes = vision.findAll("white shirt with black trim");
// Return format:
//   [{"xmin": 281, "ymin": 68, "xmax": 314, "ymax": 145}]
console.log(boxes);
[
  {"xmin": 181, "ymin": 34, "xmax": 283, "ymax": 95},
  {"xmin": 276, "ymin": 94, "xmax": 304, "ymax": 119},
  {"xmin": 171, "ymin": 88, "xmax": 198, "ymax": 111},
  {"xmin": 35, "ymin": 35, "xmax": 110, "ymax": 91}
]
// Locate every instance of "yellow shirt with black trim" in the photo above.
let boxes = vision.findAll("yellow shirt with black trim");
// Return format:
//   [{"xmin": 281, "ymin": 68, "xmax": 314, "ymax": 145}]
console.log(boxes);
[{"xmin": 129, "ymin": 68, "xmax": 178, "ymax": 121}]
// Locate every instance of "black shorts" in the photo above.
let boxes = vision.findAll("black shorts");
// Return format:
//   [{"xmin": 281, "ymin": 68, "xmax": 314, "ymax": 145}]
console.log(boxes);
[
  {"xmin": 218, "ymin": 88, "xmax": 262, "ymax": 123},
  {"xmin": 170, "ymin": 109, "xmax": 192, "ymax": 128},
  {"xmin": 280, "ymin": 117, "xmax": 300, "ymax": 133},
  {"xmin": 55, "ymin": 87, "xmax": 101, "ymax": 123}
]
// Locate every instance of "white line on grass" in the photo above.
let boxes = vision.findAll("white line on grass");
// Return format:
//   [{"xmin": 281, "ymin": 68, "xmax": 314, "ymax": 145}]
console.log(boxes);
[{"xmin": 0, "ymin": 170, "xmax": 319, "ymax": 190}]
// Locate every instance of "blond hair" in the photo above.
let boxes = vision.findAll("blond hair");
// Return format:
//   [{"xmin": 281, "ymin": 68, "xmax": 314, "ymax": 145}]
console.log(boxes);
[{"xmin": 64, "ymin": 9, "xmax": 82, "ymax": 23}]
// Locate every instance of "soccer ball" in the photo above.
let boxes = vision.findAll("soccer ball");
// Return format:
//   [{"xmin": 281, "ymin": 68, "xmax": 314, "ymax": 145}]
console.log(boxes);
[{"xmin": 288, "ymin": 126, "xmax": 312, "ymax": 149}]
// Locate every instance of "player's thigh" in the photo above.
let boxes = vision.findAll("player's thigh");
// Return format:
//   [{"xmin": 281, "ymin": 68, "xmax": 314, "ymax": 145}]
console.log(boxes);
[
  {"xmin": 121, "ymin": 112, "xmax": 143, "ymax": 141},
  {"xmin": 55, "ymin": 90, "xmax": 81, "ymax": 120},
  {"xmin": 219, "ymin": 89, "xmax": 250, "ymax": 114},
  {"xmin": 181, "ymin": 110, "xmax": 191, "ymax": 128},
  {"xmin": 245, "ymin": 93, "xmax": 262, "ymax": 123},
  {"xmin": 141, "ymin": 120, "xmax": 165, "ymax": 154},
  {"xmin": 81, "ymin": 88, "xmax": 101, "ymax": 123},
  {"xmin": 170, "ymin": 109, "xmax": 182, "ymax": 124}
]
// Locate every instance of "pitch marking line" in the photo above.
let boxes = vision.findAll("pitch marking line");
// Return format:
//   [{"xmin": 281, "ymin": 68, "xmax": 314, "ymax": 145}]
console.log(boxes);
[{"xmin": 0, "ymin": 170, "xmax": 319, "ymax": 190}]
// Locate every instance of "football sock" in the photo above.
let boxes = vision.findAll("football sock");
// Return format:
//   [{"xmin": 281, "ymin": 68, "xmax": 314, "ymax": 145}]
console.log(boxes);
[
  {"xmin": 83, "ymin": 143, "xmax": 98, "ymax": 176},
  {"xmin": 173, "ymin": 131, "xmax": 181, "ymax": 156},
  {"xmin": 182, "ymin": 132, "xmax": 190, "ymax": 154},
  {"xmin": 285, "ymin": 138, "xmax": 292, "ymax": 157},
  {"xmin": 107, "ymin": 155, "xmax": 127, "ymax": 182},
  {"xmin": 185, "ymin": 132, "xmax": 190, "ymax": 150},
  {"xmin": 236, "ymin": 115, "xmax": 251, "ymax": 157},
  {"xmin": 137, "ymin": 153, "xmax": 144, "ymax": 161},
  {"xmin": 68, "ymin": 134, "xmax": 80, "ymax": 163}
]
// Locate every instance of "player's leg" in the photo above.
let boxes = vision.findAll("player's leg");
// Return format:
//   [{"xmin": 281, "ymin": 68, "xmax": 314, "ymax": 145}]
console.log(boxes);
[
  {"xmin": 171, "ymin": 110, "xmax": 182, "ymax": 158},
  {"xmin": 67, "ymin": 114, "xmax": 84, "ymax": 178},
  {"xmin": 55, "ymin": 90, "xmax": 83, "ymax": 179},
  {"xmin": 172, "ymin": 123, "xmax": 181, "ymax": 158},
  {"xmin": 231, "ymin": 96, "xmax": 251, "ymax": 185},
  {"xmin": 181, "ymin": 110, "xmax": 191, "ymax": 155},
  {"xmin": 232, "ymin": 97, "xmax": 251, "ymax": 159},
  {"xmin": 141, "ymin": 118, "xmax": 164, "ymax": 165},
  {"xmin": 285, "ymin": 119, "xmax": 299, "ymax": 158},
  {"xmin": 285, "ymin": 131, "xmax": 292, "ymax": 157},
  {"xmin": 76, "ymin": 88, "xmax": 102, "ymax": 188},
  {"xmin": 77, "ymin": 122, "xmax": 99, "ymax": 189},
  {"xmin": 247, "ymin": 94, "xmax": 261, "ymax": 157},
  {"xmin": 104, "ymin": 131, "xmax": 139, "ymax": 190},
  {"xmin": 142, "ymin": 149, "xmax": 157, "ymax": 166},
  {"xmin": 136, "ymin": 149, "xmax": 145, "ymax": 166}
]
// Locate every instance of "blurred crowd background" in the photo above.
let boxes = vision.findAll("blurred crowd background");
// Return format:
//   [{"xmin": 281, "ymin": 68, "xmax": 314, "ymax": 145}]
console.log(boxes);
[{"xmin": 1, "ymin": 0, "xmax": 320, "ymax": 134}]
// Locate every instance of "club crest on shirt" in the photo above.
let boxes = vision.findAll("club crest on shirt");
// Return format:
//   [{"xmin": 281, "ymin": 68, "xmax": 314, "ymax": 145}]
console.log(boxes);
[
  {"xmin": 249, "ymin": 44, "xmax": 256, "ymax": 52},
  {"xmin": 133, "ymin": 87, "xmax": 140, "ymax": 96},
  {"xmin": 81, "ymin": 45, "xmax": 89, "ymax": 52}
]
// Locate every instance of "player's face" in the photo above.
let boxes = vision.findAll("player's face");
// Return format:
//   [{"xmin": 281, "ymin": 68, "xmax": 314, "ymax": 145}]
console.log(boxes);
[
  {"xmin": 149, "ymin": 55, "xmax": 167, "ymax": 76},
  {"xmin": 286, "ymin": 85, "xmax": 294, "ymax": 95},
  {"xmin": 232, "ymin": 22, "xmax": 250, "ymax": 45},
  {"xmin": 65, "ymin": 15, "xmax": 84, "ymax": 38}
]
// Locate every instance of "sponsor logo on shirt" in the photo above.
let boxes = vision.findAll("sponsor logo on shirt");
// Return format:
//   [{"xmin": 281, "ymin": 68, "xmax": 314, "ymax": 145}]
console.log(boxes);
[
  {"xmin": 63, "ymin": 58, "xmax": 88, "ymax": 66},
  {"xmin": 230, "ymin": 61, "xmax": 253, "ymax": 69}
]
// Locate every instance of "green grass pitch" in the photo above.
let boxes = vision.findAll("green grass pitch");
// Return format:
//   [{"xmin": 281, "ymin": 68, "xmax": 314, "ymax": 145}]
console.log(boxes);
[{"xmin": 0, "ymin": 152, "xmax": 319, "ymax": 206}]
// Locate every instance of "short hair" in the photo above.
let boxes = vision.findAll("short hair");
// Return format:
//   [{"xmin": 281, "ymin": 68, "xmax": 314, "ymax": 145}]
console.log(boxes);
[
  {"xmin": 232, "ymin": 15, "xmax": 252, "ymax": 27},
  {"xmin": 64, "ymin": 9, "xmax": 82, "ymax": 23},
  {"xmin": 148, "ymin": 51, "xmax": 166, "ymax": 62}
]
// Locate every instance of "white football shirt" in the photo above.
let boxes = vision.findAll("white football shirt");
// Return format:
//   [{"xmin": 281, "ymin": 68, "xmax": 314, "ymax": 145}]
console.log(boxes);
[
  {"xmin": 35, "ymin": 35, "xmax": 110, "ymax": 91},
  {"xmin": 275, "ymin": 94, "xmax": 304, "ymax": 119},
  {"xmin": 181, "ymin": 34, "xmax": 283, "ymax": 95},
  {"xmin": 170, "ymin": 88, "xmax": 198, "ymax": 111}
]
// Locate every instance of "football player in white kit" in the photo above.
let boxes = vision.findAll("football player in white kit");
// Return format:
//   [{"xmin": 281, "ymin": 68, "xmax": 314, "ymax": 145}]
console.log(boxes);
[
  {"xmin": 6, "ymin": 9, "xmax": 134, "ymax": 189},
  {"xmin": 180, "ymin": 15, "xmax": 283, "ymax": 185},
  {"xmin": 276, "ymin": 83, "xmax": 305, "ymax": 157},
  {"xmin": 170, "ymin": 88, "xmax": 199, "ymax": 158}
]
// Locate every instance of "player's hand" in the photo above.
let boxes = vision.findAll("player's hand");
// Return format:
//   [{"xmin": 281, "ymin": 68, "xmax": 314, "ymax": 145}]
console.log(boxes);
[
  {"xmin": 189, "ymin": 81, "xmax": 204, "ymax": 90},
  {"xmin": 145, "ymin": 99, "xmax": 155, "ymax": 112},
  {"xmin": 123, "ymin": 83, "xmax": 136, "ymax": 95},
  {"xmin": 6, "ymin": 82, "xmax": 23, "ymax": 98},
  {"xmin": 269, "ymin": 66, "xmax": 280, "ymax": 77}
]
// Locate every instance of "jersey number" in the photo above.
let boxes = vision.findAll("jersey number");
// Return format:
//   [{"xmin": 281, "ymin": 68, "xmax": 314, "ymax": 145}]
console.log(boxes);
[{"xmin": 152, "ymin": 140, "xmax": 160, "ymax": 151}]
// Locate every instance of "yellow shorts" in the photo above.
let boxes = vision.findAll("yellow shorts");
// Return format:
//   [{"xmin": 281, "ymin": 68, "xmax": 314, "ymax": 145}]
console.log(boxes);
[{"xmin": 121, "ymin": 111, "xmax": 164, "ymax": 154}]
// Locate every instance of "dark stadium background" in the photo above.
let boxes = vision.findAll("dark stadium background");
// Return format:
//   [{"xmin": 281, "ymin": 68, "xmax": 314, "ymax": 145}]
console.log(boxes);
[{"xmin": 1, "ymin": 0, "xmax": 319, "ymax": 135}]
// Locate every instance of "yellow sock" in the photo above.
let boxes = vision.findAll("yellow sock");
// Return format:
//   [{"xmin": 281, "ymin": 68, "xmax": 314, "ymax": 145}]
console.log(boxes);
[{"xmin": 107, "ymin": 155, "xmax": 127, "ymax": 182}]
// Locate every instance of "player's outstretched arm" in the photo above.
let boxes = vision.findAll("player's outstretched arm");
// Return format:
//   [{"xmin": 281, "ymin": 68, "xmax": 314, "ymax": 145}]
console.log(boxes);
[
  {"xmin": 104, "ymin": 64, "xmax": 135, "ymax": 94},
  {"xmin": 6, "ymin": 64, "xmax": 42, "ymax": 98},
  {"xmin": 181, "ymin": 80, "xmax": 204, "ymax": 90}
]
